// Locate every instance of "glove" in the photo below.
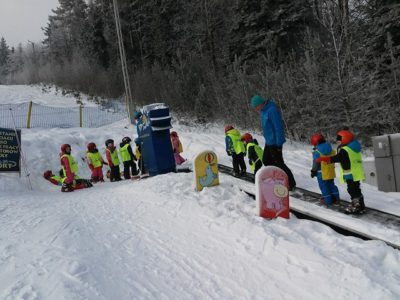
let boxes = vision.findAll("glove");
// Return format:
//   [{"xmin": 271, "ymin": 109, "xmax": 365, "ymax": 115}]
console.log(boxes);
[
  {"xmin": 310, "ymin": 170, "xmax": 317, "ymax": 178},
  {"xmin": 226, "ymin": 151, "xmax": 232, "ymax": 156},
  {"xmin": 316, "ymin": 156, "xmax": 331, "ymax": 163}
]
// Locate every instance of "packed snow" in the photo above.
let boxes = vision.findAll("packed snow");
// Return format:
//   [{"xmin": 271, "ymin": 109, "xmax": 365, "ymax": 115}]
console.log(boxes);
[{"xmin": 1, "ymin": 85, "xmax": 400, "ymax": 299}]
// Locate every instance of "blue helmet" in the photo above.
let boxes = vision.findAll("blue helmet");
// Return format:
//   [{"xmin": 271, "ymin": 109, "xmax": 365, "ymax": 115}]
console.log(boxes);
[{"xmin": 133, "ymin": 111, "xmax": 142, "ymax": 119}]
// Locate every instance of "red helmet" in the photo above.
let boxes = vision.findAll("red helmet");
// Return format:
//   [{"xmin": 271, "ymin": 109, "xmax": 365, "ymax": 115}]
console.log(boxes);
[
  {"xmin": 61, "ymin": 144, "xmax": 71, "ymax": 153},
  {"xmin": 170, "ymin": 131, "xmax": 178, "ymax": 137},
  {"xmin": 310, "ymin": 133, "xmax": 324, "ymax": 146},
  {"xmin": 337, "ymin": 130, "xmax": 354, "ymax": 145},
  {"xmin": 43, "ymin": 170, "xmax": 52, "ymax": 179},
  {"xmin": 241, "ymin": 133, "xmax": 253, "ymax": 143},
  {"xmin": 87, "ymin": 142, "xmax": 96, "ymax": 151},
  {"xmin": 224, "ymin": 125, "xmax": 234, "ymax": 133}
]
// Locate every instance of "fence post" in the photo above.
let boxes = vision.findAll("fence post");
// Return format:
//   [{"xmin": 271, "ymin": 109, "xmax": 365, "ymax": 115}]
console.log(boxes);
[
  {"xmin": 79, "ymin": 104, "xmax": 83, "ymax": 127},
  {"xmin": 26, "ymin": 101, "xmax": 33, "ymax": 128}
]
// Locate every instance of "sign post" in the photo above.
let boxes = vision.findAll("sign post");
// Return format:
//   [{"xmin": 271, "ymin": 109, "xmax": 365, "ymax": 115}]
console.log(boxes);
[{"xmin": 0, "ymin": 127, "xmax": 21, "ymax": 173}]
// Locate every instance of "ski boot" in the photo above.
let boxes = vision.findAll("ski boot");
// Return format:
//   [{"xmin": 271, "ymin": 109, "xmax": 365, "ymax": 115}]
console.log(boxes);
[
  {"xmin": 61, "ymin": 183, "xmax": 74, "ymax": 192},
  {"xmin": 344, "ymin": 196, "xmax": 365, "ymax": 215}
]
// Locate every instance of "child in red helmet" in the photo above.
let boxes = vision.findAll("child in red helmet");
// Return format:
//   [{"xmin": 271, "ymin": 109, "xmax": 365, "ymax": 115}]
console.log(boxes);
[
  {"xmin": 59, "ymin": 143, "xmax": 79, "ymax": 192},
  {"xmin": 105, "ymin": 139, "xmax": 122, "ymax": 182},
  {"xmin": 310, "ymin": 133, "xmax": 340, "ymax": 205},
  {"xmin": 170, "ymin": 131, "xmax": 186, "ymax": 165},
  {"xmin": 316, "ymin": 130, "xmax": 366, "ymax": 214},
  {"xmin": 241, "ymin": 133, "xmax": 263, "ymax": 175},
  {"xmin": 86, "ymin": 142, "xmax": 107, "ymax": 183},
  {"xmin": 43, "ymin": 169, "xmax": 93, "ymax": 190},
  {"xmin": 225, "ymin": 125, "xmax": 246, "ymax": 177}
]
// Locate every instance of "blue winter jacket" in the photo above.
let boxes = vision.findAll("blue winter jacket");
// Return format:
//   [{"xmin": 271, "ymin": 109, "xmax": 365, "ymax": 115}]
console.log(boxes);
[
  {"xmin": 312, "ymin": 142, "xmax": 333, "ymax": 172},
  {"xmin": 260, "ymin": 100, "xmax": 286, "ymax": 146}
]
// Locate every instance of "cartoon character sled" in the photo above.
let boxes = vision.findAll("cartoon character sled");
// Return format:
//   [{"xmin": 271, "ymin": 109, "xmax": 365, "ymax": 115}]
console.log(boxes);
[
  {"xmin": 194, "ymin": 151, "xmax": 219, "ymax": 191},
  {"xmin": 256, "ymin": 166, "xmax": 290, "ymax": 219}
]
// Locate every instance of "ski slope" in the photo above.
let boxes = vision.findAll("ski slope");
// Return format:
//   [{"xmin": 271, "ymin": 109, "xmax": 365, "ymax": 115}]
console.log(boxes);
[{"xmin": 1, "ymin": 85, "xmax": 400, "ymax": 299}]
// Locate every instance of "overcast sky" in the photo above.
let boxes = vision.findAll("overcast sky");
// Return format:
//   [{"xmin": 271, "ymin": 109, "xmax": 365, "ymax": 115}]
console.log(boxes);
[{"xmin": 0, "ymin": 0, "xmax": 60, "ymax": 48}]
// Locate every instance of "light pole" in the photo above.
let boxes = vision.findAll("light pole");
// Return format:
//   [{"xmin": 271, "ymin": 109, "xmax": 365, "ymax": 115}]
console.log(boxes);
[{"xmin": 112, "ymin": 0, "xmax": 134, "ymax": 122}]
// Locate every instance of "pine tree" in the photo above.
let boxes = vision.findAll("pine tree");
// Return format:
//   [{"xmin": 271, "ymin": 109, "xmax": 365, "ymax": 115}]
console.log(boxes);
[{"xmin": 0, "ymin": 37, "xmax": 10, "ymax": 83}]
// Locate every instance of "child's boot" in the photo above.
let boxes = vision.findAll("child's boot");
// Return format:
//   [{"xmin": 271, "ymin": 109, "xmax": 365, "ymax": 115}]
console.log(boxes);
[
  {"xmin": 61, "ymin": 183, "xmax": 74, "ymax": 192},
  {"xmin": 345, "ymin": 196, "xmax": 365, "ymax": 214}
]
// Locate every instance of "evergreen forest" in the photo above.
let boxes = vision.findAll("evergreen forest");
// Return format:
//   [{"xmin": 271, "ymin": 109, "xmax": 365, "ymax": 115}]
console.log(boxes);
[{"xmin": 0, "ymin": 0, "xmax": 399, "ymax": 143}]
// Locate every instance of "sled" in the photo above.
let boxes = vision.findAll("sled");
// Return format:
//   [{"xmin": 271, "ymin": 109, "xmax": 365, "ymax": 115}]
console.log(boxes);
[
  {"xmin": 256, "ymin": 166, "xmax": 290, "ymax": 219},
  {"xmin": 194, "ymin": 151, "xmax": 219, "ymax": 191}
]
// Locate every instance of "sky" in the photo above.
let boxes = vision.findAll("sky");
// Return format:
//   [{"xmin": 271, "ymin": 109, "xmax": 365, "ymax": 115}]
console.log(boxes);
[{"xmin": 0, "ymin": 0, "xmax": 59, "ymax": 48}]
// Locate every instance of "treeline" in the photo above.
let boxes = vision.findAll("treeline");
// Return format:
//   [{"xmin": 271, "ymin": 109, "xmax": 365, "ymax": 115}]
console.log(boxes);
[{"xmin": 0, "ymin": 0, "xmax": 399, "ymax": 144}]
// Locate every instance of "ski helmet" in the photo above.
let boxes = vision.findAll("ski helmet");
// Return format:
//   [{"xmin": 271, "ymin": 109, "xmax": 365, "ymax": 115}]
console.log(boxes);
[
  {"xmin": 170, "ymin": 131, "xmax": 178, "ymax": 137},
  {"xmin": 134, "ymin": 138, "xmax": 140, "ymax": 144},
  {"xmin": 122, "ymin": 136, "xmax": 132, "ymax": 144},
  {"xmin": 224, "ymin": 125, "xmax": 234, "ymax": 133},
  {"xmin": 241, "ymin": 133, "xmax": 253, "ymax": 143},
  {"xmin": 337, "ymin": 130, "xmax": 354, "ymax": 145},
  {"xmin": 105, "ymin": 139, "xmax": 114, "ymax": 147},
  {"xmin": 87, "ymin": 142, "xmax": 96, "ymax": 151},
  {"xmin": 43, "ymin": 170, "xmax": 52, "ymax": 179},
  {"xmin": 61, "ymin": 144, "xmax": 71, "ymax": 153},
  {"xmin": 310, "ymin": 133, "xmax": 325, "ymax": 146},
  {"xmin": 133, "ymin": 111, "xmax": 142, "ymax": 120}
]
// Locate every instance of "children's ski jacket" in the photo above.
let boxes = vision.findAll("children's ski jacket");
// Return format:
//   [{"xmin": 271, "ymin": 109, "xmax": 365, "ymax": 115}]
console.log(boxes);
[
  {"xmin": 246, "ymin": 140, "xmax": 263, "ymax": 171},
  {"xmin": 87, "ymin": 150, "xmax": 103, "ymax": 168},
  {"xmin": 312, "ymin": 142, "xmax": 336, "ymax": 180},
  {"xmin": 225, "ymin": 129, "xmax": 245, "ymax": 155},
  {"xmin": 106, "ymin": 148, "xmax": 120, "ymax": 166}
]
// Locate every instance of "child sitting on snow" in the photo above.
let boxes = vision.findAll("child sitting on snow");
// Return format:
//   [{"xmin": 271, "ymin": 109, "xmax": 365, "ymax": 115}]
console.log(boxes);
[
  {"xmin": 310, "ymin": 133, "xmax": 340, "ymax": 206},
  {"xmin": 86, "ymin": 142, "xmax": 107, "ymax": 183},
  {"xmin": 43, "ymin": 169, "xmax": 92, "ymax": 190},
  {"xmin": 170, "ymin": 131, "xmax": 186, "ymax": 165}
]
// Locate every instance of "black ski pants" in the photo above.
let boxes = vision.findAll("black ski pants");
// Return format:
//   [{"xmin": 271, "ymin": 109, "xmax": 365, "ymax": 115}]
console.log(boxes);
[
  {"xmin": 123, "ymin": 160, "xmax": 138, "ymax": 179},
  {"xmin": 232, "ymin": 152, "xmax": 246, "ymax": 175},
  {"xmin": 262, "ymin": 145, "xmax": 296, "ymax": 189}
]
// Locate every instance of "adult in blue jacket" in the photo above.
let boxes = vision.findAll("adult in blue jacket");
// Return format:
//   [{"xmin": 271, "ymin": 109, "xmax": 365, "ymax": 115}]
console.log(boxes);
[{"xmin": 250, "ymin": 95, "xmax": 296, "ymax": 190}]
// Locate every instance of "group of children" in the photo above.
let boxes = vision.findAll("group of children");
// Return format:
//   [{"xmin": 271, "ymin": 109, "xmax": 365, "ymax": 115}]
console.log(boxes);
[
  {"xmin": 311, "ymin": 129, "xmax": 365, "ymax": 214},
  {"xmin": 224, "ymin": 125, "xmax": 264, "ymax": 177},
  {"xmin": 43, "ymin": 137, "xmax": 145, "ymax": 192},
  {"xmin": 43, "ymin": 131, "xmax": 187, "ymax": 192},
  {"xmin": 225, "ymin": 125, "xmax": 366, "ymax": 214}
]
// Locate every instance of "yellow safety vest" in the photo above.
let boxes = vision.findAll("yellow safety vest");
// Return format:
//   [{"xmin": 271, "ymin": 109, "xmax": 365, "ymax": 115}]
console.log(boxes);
[
  {"xmin": 60, "ymin": 153, "xmax": 78, "ymax": 175},
  {"xmin": 106, "ymin": 148, "xmax": 120, "ymax": 166},
  {"xmin": 119, "ymin": 144, "xmax": 132, "ymax": 162},
  {"xmin": 227, "ymin": 129, "xmax": 245, "ymax": 154},
  {"xmin": 316, "ymin": 149, "xmax": 336, "ymax": 180},
  {"xmin": 87, "ymin": 151, "xmax": 103, "ymax": 168},
  {"xmin": 339, "ymin": 146, "xmax": 365, "ymax": 183},
  {"xmin": 246, "ymin": 142, "xmax": 263, "ymax": 171},
  {"xmin": 135, "ymin": 146, "xmax": 141, "ymax": 160}
]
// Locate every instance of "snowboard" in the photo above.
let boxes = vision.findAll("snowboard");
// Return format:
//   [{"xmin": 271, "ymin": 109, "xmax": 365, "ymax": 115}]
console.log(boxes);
[
  {"xmin": 193, "ymin": 151, "xmax": 219, "ymax": 191},
  {"xmin": 256, "ymin": 166, "xmax": 290, "ymax": 219}
]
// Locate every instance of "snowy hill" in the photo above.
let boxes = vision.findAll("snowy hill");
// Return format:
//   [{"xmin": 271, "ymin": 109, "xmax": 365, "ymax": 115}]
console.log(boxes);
[{"xmin": 1, "ymin": 85, "xmax": 400, "ymax": 299}]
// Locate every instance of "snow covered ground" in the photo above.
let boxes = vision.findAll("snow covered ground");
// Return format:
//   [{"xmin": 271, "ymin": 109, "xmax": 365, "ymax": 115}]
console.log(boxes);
[
  {"xmin": 1, "ymin": 85, "xmax": 400, "ymax": 299},
  {"xmin": 0, "ymin": 84, "xmax": 97, "ymax": 107}
]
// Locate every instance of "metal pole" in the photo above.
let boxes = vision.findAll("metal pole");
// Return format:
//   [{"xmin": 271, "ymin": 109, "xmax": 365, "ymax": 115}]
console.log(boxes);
[{"xmin": 112, "ymin": 0, "xmax": 133, "ymax": 121}]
